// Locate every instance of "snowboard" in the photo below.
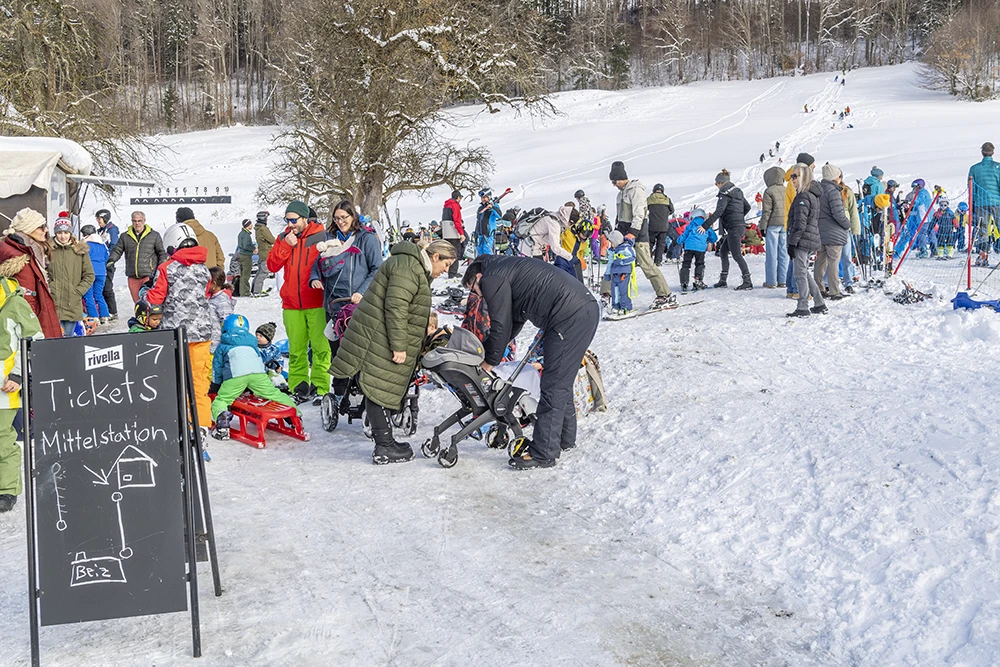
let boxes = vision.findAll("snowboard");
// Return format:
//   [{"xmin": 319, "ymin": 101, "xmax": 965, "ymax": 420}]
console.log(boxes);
[{"xmin": 603, "ymin": 300, "xmax": 703, "ymax": 321}]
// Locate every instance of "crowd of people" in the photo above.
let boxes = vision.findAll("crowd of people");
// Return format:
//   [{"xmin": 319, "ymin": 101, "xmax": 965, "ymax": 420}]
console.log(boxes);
[{"xmin": 0, "ymin": 144, "xmax": 998, "ymax": 511}]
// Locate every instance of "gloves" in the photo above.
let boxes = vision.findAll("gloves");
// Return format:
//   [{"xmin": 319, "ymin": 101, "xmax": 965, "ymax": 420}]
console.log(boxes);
[
  {"xmin": 106, "ymin": 261, "xmax": 115, "ymax": 271},
  {"xmin": 208, "ymin": 382, "xmax": 221, "ymax": 395},
  {"xmin": 787, "ymin": 246, "xmax": 796, "ymax": 259}
]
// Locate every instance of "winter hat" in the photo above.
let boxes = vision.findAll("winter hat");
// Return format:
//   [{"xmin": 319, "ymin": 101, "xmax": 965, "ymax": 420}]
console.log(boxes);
[
  {"xmin": 982, "ymin": 142, "xmax": 995, "ymax": 156},
  {"xmin": 795, "ymin": 152, "xmax": 815, "ymax": 166},
  {"xmin": 256, "ymin": 321, "xmax": 277, "ymax": 343},
  {"xmin": 821, "ymin": 163, "xmax": 842, "ymax": 181},
  {"xmin": 8, "ymin": 208, "xmax": 46, "ymax": 236},
  {"xmin": 691, "ymin": 208, "xmax": 707, "ymax": 220},
  {"xmin": 256, "ymin": 210, "xmax": 269, "ymax": 223},
  {"xmin": 609, "ymin": 161, "xmax": 628, "ymax": 182},
  {"xmin": 175, "ymin": 206, "xmax": 195, "ymax": 223},
  {"xmin": 871, "ymin": 167, "xmax": 884, "ymax": 178},
  {"xmin": 715, "ymin": 170, "xmax": 731, "ymax": 185},
  {"xmin": 285, "ymin": 200, "xmax": 310, "ymax": 219},
  {"xmin": 652, "ymin": 183, "xmax": 665, "ymax": 194},
  {"xmin": 873, "ymin": 193, "xmax": 892, "ymax": 209},
  {"xmin": 308, "ymin": 207, "xmax": 319, "ymax": 221},
  {"xmin": 242, "ymin": 218, "xmax": 253, "ymax": 229},
  {"xmin": 53, "ymin": 216, "xmax": 73, "ymax": 235},
  {"xmin": 608, "ymin": 230, "xmax": 624, "ymax": 247}
]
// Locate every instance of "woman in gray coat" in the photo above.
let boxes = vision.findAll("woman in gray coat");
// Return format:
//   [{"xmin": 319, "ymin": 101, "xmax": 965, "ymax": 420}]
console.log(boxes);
[
  {"xmin": 814, "ymin": 163, "xmax": 852, "ymax": 299},
  {"xmin": 786, "ymin": 165, "xmax": 827, "ymax": 317}
]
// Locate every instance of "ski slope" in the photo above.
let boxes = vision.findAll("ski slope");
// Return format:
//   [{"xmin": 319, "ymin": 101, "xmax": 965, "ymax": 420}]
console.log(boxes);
[{"xmin": 2, "ymin": 63, "xmax": 1000, "ymax": 666}]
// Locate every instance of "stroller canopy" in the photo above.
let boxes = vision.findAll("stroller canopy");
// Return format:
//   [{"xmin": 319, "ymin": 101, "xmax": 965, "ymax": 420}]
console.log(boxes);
[{"xmin": 423, "ymin": 327, "xmax": 485, "ymax": 368}]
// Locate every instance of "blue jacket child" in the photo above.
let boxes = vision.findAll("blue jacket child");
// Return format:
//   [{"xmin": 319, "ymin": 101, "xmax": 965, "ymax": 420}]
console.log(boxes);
[
  {"xmin": 209, "ymin": 314, "xmax": 297, "ymax": 428},
  {"xmin": 675, "ymin": 214, "xmax": 718, "ymax": 252},
  {"xmin": 604, "ymin": 231, "xmax": 636, "ymax": 311}
]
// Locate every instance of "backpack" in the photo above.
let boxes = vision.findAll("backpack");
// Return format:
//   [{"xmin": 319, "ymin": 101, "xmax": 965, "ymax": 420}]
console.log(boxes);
[
  {"xmin": 862, "ymin": 181, "xmax": 872, "ymax": 198},
  {"xmin": 513, "ymin": 207, "xmax": 549, "ymax": 246}
]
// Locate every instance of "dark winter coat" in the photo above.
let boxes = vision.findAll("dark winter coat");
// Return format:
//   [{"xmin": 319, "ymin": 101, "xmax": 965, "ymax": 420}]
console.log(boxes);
[
  {"xmin": 108, "ymin": 225, "xmax": 168, "ymax": 279},
  {"xmin": 817, "ymin": 180, "xmax": 852, "ymax": 246},
  {"xmin": 787, "ymin": 181, "xmax": 823, "ymax": 253},
  {"xmin": 48, "ymin": 238, "xmax": 95, "ymax": 322},
  {"xmin": 329, "ymin": 242, "xmax": 432, "ymax": 410},
  {"xmin": 237, "ymin": 228, "xmax": 255, "ymax": 255},
  {"xmin": 473, "ymin": 255, "xmax": 596, "ymax": 366},
  {"xmin": 703, "ymin": 182, "xmax": 751, "ymax": 232},
  {"xmin": 615, "ymin": 180, "xmax": 649, "ymax": 243},
  {"xmin": 310, "ymin": 229, "xmax": 383, "ymax": 317},
  {"xmin": 760, "ymin": 166, "xmax": 787, "ymax": 233},
  {"xmin": 255, "ymin": 222, "xmax": 275, "ymax": 263},
  {"xmin": 646, "ymin": 192, "xmax": 674, "ymax": 233},
  {"xmin": 0, "ymin": 234, "xmax": 61, "ymax": 338},
  {"xmin": 145, "ymin": 245, "xmax": 215, "ymax": 342}
]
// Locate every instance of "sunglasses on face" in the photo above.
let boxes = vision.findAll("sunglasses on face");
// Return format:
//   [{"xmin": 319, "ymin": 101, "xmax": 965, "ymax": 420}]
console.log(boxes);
[{"xmin": 284, "ymin": 217, "xmax": 300, "ymax": 224}]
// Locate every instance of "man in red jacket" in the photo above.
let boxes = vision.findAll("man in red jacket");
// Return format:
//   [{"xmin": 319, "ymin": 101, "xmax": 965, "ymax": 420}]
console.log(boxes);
[
  {"xmin": 441, "ymin": 190, "xmax": 466, "ymax": 278},
  {"xmin": 266, "ymin": 200, "xmax": 329, "ymax": 404}
]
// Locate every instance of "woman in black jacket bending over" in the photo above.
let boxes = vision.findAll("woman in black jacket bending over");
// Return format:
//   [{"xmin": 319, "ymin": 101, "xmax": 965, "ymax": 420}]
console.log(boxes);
[{"xmin": 701, "ymin": 169, "xmax": 753, "ymax": 290}]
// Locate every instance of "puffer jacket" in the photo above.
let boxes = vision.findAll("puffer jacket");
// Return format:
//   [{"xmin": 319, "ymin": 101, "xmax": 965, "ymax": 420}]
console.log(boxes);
[
  {"xmin": 615, "ymin": 180, "xmax": 649, "ymax": 242},
  {"xmin": 472, "ymin": 254, "xmax": 595, "ymax": 367},
  {"xmin": 84, "ymin": 234, "xmax": 109, "ymax": 277},
  {"xmin": 211, "ymin": 315, "xmax": 267, "ymax": 384},
  {"xmin": 969, "ymin": 156, "xmax": 1000, "ymax": 207},
  {"xmin": 108, "ymin": 225, "xmax": 168, "ymax": 279},
  {"xmin": 310, "ymin": 229, "xmax": 383, "ymax": 316},
  {"xmin": 266, "ymin": 220, "xmax": 327, "ymax": 310},
  {"xmin": 646, "ymin": 192, "xmax": 675, "ymax": 233},
  {"xmin": 179, "ymin": 217, "xmax": 226, "ymax": 269},
  {"xmin": 329, "ymin": 242, "xmax": 432, "ymax": 410},
  {"xmin": 527, "ymin": 213, "xmax": 570, "ymax": 260},
  {"xmin": 48, "ymin": 237, "xmax": 95, "ymax": 321},
  {"xmin": 704, "ymin": 182, "xmax": 751, "ymax": 231},
  {"xmin": 863, "ymin": 175, "xmax": 885, "ymax": 197},
  {"xmin": 760, "ymin": 166, "xmax": 787, "ymax": 232},
  {"xmin": 0, "ymin": 281, "xmax": 42, "ymax": 409},
  {"xmin": 255, "ymin": 222, "xmax": 275, "ymax": 264},
  {"xmin": 145, "ymin": 246, "xmax": 215, "ymax": 342},
  {"xmin": 207, "ymin": 288, "xmax": 234, "ymax": 352},
  {"xmin": 0, "ymin": 234, "xmax": 61, "ymax": 338},
  {"xmin": 817, "ymin": 180, "xmax": 852, "ymax": 246},
  {"xmin": 787, "ymin": 181, "xmax": 823, "ymax": 252},
  {"xmin": 676, "ymin": 217, "xmax": 718, "ymax": 252}
]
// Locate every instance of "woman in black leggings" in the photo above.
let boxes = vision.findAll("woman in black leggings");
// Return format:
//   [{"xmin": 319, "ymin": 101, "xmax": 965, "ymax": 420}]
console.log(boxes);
[{"xmin": 700, "ymin": 169, "xmax": 754, "ymax": 290}]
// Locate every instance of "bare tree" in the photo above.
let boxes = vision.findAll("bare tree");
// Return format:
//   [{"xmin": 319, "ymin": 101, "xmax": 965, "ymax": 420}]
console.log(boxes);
[{"xmin": 923, "ymin": 3, "xmax": 1000, "ymax": 101}]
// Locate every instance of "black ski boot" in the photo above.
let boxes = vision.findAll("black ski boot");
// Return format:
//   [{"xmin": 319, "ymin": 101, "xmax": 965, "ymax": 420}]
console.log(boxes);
[
  {"xmin": 734, "ymin": 274, "xmax": 753, "ymax": 291},
  {"xmin": 713, "ymin": 273, "xmax": 728, "ymax": 288},
  {"xmin": 693, "ymin": 279, "xmax": 708, "ymax": 291}
]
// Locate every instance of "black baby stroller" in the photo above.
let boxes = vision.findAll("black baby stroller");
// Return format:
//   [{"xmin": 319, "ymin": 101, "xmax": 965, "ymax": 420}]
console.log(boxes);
[{"xmin": 420, "ymin": 327, "xmax": 539, "ymax": 468}]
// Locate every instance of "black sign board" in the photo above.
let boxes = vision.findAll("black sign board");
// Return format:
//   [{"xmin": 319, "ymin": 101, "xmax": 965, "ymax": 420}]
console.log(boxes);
[
  {"xmin": 22, "ymin": 329, "xmax": 220, "ymax": 664},
  {"xmin": 129, "ymin": 196, "xmax": 231, "ymax": 205}
]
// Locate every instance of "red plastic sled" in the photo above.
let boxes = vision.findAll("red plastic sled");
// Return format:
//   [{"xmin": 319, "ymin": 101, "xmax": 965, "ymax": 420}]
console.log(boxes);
[{"xmin": 228, "ymin": 392, "xmax": 310, "ymax": 449}]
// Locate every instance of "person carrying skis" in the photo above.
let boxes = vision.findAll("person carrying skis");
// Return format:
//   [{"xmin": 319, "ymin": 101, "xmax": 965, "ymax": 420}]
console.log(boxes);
[
  {"xmin": 701, "ymin": 169, "xmax": 753, "ymax": 290},
  {"xmin": 606, "ymin": 160, "xmax": 675, "ymax": 310},
  {"xmin": 475, "ymin": 188, "xmax": 502, "ymax": 256}
]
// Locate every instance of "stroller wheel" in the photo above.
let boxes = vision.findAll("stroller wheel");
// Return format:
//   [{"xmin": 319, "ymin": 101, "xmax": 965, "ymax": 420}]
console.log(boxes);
[
  {"xmin": 485, "ymin": 424, "xmax": 508, "ymax": 450},
  {"xmin": 422, "ymin": 437, "xmax": 440, "ymax": 458},
  {"xmin": 438, "ymin": 444, "xmax": 458, "ymax": 468},
  {"xmin": 320, "ymin": 393, "xmax": 339, "ymax": 432},
  {"xmin": 392, "ymin": 405, "xmax": 417, "ymax": 436},
  {"xmin": 509, "ymin": 436, "xmax": 529, "ymax": 459}
]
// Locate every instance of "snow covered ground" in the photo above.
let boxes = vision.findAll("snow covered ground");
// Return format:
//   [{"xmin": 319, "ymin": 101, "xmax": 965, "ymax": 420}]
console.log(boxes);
[{"xmin": 3, "ymin": 64, "xmax": 1000, "ymax": 665}]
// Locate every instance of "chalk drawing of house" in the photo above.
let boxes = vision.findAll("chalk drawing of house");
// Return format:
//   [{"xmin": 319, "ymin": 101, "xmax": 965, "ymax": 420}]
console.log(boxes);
[{"xmin": 115, "ymin": 445, "xmax": 157, "ymax": 489}]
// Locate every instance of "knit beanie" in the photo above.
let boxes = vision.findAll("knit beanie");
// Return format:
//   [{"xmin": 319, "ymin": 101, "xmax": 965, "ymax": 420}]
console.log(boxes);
[
  {"xmin": 608, "ymin": 230, "xmax": 624, "ymax": 247},
  {"xmin": 652, "ymin": 183, "xmax": 665, "ymax": 194},
  {"xmin": 609, "ymin": 161, "xmax": 628, "ymax": 181},
  {"xmin": 255, "ymin": 321, "xmax": 277, "ymax": 343},
  {"xmin": 53, "ymin": 215, "xmax": 73, "ymax": 235},
  {"xmin": 715, "ymin": 170, "xmax": 731, "ymax": 185},
  {"xmin": 870, "ymin": 166, "xmax": 884, "ymax": 178},
  {"xmin": 285, "ymin": 200, "xmax": 310, "ymax": 219},
  {"xmin": 8, "ymin": 208, "xmax": 46, "ymax": 236},
  {"xmin": 822, "ymin": 163, "xmax": 842, "ymax": 181},
  {"xmin": 796, "ymin": 152, "xmax": 815, "ymax": 166},
  {"xmin": 242, "ymin": 218, "xmax": 253, "ymax": 229},
  {"xmin": 176, "ymin": 207, "xmax": 195, "ymax": 223}
]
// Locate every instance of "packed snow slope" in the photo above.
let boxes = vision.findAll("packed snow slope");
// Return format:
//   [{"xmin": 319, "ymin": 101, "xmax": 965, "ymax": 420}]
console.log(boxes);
[{"xmin": 0, "ymin": 63, "xmax": 998, "ymax": 666}]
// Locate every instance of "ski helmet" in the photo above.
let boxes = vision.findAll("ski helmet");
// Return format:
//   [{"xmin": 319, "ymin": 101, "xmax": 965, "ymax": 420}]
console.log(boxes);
[
  {"xmin": 571, "ymin": 219, "xmax": 594, "ymax": 236},
  {"xmin": 478, "ymin": 187, "xmax": 493, "ymax": 199},
  {"xmin": 95, "ymin": 209, "xmax": 111, "ymax": 223},
  {"xmin": 886, "ymin": 179, "xmax": 899, "ymax": 189},
  {"xmin": 911, "ymin": 178, "xmax": 925, "ymax": 189},
  {"xmin": 690, "ymin": 208, "xmax": 707, "ymax": 220},
  {"xmin": 574, "ymin": 189, "xmax": 585, "ymax": 199},
  {"xmin": 163, "ymin": 222, "xmax": 198, "ymax": 255},
  {"xmin": 938, "ymin": 198, "xmax": 950, "ymax": 208},
  {"xmin": 256, "ymin": 210, "xmax": 269, "ymax": 223},
  {"xmin": 222, "ymin": 313, "xmax": 252, "ymax": 336},
  {"xmin": 80, "ymin": 224, "xmax": 97, "ymax": 237},
  {"xmin": 133, "ymin": 301, "xmax": 164, "ymax": 328},
  {"xmin": 957, "ymin": 201, "xmax": 969, "ymax": 212}
]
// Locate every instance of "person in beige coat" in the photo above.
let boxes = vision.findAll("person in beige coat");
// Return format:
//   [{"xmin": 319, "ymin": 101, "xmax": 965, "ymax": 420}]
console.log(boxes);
[
  {"xmin": 840, "ymin": 178, "xmax": 862, "ymax": 293},
  {"xmin": 175, "ymin": 207, "xmax": 225, "ymax": 269}
]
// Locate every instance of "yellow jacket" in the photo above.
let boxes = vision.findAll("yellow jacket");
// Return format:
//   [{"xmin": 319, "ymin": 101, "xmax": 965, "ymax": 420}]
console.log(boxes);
[{"xmin": 561, "ymin": 229, "xmax": 587, "ymax": 270}]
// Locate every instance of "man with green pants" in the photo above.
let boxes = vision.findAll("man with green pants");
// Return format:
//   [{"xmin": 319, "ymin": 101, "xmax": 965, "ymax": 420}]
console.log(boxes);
[{"xmin": 265, "ymin": 201, "xmax": 330, "ymax": 404}]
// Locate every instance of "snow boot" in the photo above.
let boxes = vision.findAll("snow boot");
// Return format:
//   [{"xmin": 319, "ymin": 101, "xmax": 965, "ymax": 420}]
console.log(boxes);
[
  {"xmin": 0, "ymin": 494, "xmax": 16, "ymax": 513},
  {"xmin": 693, "ymin": 279, "xmax": 708, "ymax": 291},
  {"xmin": 509, "ymin": 454, "xmax": 556, "ymax": 470},
  {"xmin": 372, "ymin": 427, "xmax": 414, "ymax": 465},
  {"xmin": 681, "ymin": 284, "xmax": 688, "ymax": 294},
  {"xmin": 713, "ymin": 273, "xmax": 728, "ymax": 288},
  {"xmin": 810, "ymin": 305, "xmax": 829, "ymax": 314},
  {"xmin": 786, "ymin": 309, "xmax": 810, "ymax": 318},
  {"xmin": 211, "ymin": 411, "xmax": 232, "ymax": 440},
  {"xmin": 734, "ymin": 274, "xmax": 753, "ymax": 291}
]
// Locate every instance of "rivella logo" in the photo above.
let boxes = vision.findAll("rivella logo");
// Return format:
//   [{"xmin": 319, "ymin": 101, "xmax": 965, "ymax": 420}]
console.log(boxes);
[{"xmin": 84, "ymin": 344, "xmax": 124, "ymax": 372}]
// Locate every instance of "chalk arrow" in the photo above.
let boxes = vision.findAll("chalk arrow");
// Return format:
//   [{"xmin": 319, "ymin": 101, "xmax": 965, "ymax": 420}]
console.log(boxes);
[{"xmin": 83, "ymin": 465, "xmax": 110, "ymax": 486}]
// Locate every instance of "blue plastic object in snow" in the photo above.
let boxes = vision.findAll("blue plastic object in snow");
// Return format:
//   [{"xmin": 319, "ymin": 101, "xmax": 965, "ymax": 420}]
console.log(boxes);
[
  {"xmin": 275, "ymin": 338, "xmax": 289, "ymax": 356},
  {"xmin": 73, "ymin": 321, "xmax": 85, "ymax": 337},
  {"xmin": 952, "ymin": 292, "xmax": 1000, "ymax": 312}
]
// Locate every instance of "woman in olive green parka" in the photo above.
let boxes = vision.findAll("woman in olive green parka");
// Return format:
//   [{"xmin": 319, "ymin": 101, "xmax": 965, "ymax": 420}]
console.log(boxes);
[
  {"xmin": 48, "ymin": 220, "xmax": 95, "ymax": 336},
  {"xmin": 329, "ymin": 239, "xmax": 456, "ymax": 464}
]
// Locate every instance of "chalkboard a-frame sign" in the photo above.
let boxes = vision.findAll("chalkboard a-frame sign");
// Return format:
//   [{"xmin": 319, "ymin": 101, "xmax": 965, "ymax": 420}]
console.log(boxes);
[{"xmin": 22, "ymin": 328, "xmax": 221, "ymax": 665}]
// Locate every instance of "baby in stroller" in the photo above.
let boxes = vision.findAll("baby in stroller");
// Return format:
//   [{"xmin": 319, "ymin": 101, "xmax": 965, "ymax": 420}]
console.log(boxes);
[{"xmin": 420, "ymin": 327, "xmax": 539, "ymax": 468}]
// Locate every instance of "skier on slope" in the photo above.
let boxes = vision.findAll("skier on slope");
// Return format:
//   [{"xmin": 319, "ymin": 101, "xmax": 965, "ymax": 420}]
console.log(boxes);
[{"xmin": 475, "ymin": 188, "xmax": 502, "ymax": 257}]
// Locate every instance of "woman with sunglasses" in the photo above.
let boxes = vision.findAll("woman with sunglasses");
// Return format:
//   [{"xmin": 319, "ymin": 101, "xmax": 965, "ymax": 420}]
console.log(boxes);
[{"xmin": 786, "ymin": 165, "xmax": 828, "ymax": 317}]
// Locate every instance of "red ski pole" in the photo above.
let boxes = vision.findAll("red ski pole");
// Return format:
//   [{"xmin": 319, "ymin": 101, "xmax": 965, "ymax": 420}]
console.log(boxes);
[{"xmin": 894, "ymin": 192, "xmax": 940, "ymax": 275}]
